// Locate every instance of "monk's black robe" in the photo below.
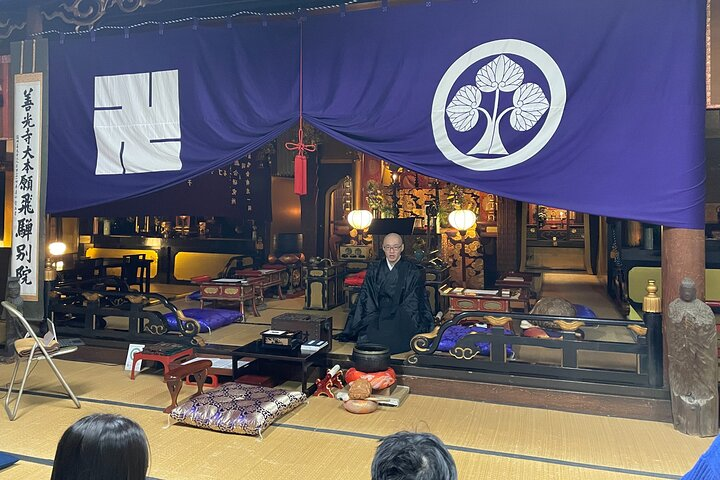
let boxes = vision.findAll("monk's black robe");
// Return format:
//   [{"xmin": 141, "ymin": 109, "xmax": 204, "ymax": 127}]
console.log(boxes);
[{"xmin": 337, "ymin": 258, "xmax": 433, "ymax": 354}]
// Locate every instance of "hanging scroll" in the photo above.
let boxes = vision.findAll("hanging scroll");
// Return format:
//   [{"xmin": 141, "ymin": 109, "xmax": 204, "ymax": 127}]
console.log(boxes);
[{"xmin": 12, "ymin": 73, "xmax": 42, "ymax": 300}]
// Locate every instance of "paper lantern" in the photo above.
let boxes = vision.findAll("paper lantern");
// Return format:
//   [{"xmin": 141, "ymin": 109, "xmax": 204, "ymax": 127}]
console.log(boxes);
[
  {"xmin": 347, "ymin": 210, "xmax": 373, "ymax": 231},
  {"xmin": 448, "ymin": 209, "xmax": 477, "ymax": 233},
  {"xmin": 48, "ymin": 242, "xmax": 67, "ymax": 256}
]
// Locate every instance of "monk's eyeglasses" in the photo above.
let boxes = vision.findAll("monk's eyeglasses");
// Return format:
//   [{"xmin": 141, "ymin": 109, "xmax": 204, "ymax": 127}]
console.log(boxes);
[{"xmin": 383, "ymin": 244, "xmax": 403, "ymax": 251}]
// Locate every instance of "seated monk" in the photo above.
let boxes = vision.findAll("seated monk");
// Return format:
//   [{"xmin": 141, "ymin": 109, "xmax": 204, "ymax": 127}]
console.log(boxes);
[{"xmin": 335, "ymin": 233, "xmax": 434, "ymax": 354}]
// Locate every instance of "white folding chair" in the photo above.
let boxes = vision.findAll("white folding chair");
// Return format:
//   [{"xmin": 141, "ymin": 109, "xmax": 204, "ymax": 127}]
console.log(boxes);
[{"xmin": 2, "ymin": 301, "xmax": 81, "ymax": 421}]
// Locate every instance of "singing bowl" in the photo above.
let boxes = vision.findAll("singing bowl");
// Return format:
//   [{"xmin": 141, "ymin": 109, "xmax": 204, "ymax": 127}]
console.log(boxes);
[
  {"xmin": 343, "ymin": 399, "xmax": 378, "ymax": 414},
  {"xmin": 352, "ymin": 343, "xmax": 391, "ymax": 373}
]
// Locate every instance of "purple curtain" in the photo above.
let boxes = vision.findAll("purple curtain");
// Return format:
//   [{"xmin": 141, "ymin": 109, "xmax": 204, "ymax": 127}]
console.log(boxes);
[
  {"xmin": 48, "ymin": 22, "xmax": 298, "ymax": 213},
  {"xmin": 47, "ymin": 0, "xmax": 705, "ymax": 229}
]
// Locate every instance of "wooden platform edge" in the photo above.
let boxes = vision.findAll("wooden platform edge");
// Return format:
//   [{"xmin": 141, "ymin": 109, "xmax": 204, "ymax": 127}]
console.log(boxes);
[
  {"xmin": 59, "ymin": 342, "xmax": 673, "ymax": 423},
  {"xmin": 397, "ymin": 374, "xmax": 673, "ymax": 423}
]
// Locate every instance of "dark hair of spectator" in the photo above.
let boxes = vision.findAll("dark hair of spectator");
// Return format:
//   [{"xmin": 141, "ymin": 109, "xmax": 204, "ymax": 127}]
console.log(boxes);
[
  {"xmin": 371, "ymin": 431, "xmax": 458, "ymax": 480},
  {"xmin": 51, "ymin": 413, "xmax": 149, "ymax": 480}
]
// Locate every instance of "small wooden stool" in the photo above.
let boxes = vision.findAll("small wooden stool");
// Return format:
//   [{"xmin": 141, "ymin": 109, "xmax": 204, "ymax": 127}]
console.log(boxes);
[
  {"xmin": 131, "ymin": 347, "xmax": 194, "ymax": 380},
  {"xmin": 164, "ymin": 360, "xmax": 212, "ymax": 413}
]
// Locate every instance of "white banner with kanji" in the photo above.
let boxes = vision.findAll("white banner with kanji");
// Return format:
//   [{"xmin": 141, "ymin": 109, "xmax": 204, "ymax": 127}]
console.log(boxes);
[{"xmin": 12, "ymin": 73, "xmax": 42, "ymax": 301}]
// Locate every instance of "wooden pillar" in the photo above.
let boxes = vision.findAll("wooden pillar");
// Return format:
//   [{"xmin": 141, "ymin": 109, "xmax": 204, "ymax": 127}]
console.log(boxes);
[
  {"xmin": 496, "ymin": 197, "xmax": 518, "ymax": 273},
  {"xmin": 661, "ymin": 227, "xmax": 705, "ymax": 378},
  {"xmin": 26, "ymin": 6, "xmax": 43, "ymax": 36}
]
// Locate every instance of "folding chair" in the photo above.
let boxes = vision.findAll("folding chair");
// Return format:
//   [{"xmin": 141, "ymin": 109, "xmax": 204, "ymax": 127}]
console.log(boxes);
[{"xmin": 2, "ymin": 301, "xmax": 80, "ymax": 421}]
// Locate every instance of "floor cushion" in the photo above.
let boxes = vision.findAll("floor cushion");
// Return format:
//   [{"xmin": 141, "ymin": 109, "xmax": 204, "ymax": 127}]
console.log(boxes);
[
  {"xmin": 0, "ymin": 452, "xmax": 19, "ymax": 470},
  {"xmin": 164, "ymin": 308, "xmax": 241, "ymax": 333},
  {"xmin": 573, "ymin": 304, "xmax": 597, "ymax": 318},
  {"xmin": 344, "ymin": 270, "xmax": 367, "ymax": 287},
  {"xmin": 438, "ymin": 325, "xmax": 514, "ymax": 357},
  {"xmin": 170, "ymin": 383, "xmax": 306, "ymax": 436},
  {"xmin": 187, "ymin": 290, "xmax": 202, "ymax": 301}
]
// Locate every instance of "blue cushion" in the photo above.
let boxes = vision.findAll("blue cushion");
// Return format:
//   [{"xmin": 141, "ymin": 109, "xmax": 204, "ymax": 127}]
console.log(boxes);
[
  {"xmin": 683, "ymin": 435, "xmax": 720, "ymax": 479},
  {"xmin": 164, "ymin": 308, "xmax": 241, "ymax": 333},
  {"xmin": 573, "ymin": 304, "xmax": 597, "ymax": 319},
  {"xmin": 0, "ymin": 452, "xmax": 19, "ymax": 470},
  {"xmin": 438, "ymin": 325, "xmax": 514, "ymax": 356},
  {"xmin": 187, "ymin": 290, "xmax": 202, "ymax": 301}
]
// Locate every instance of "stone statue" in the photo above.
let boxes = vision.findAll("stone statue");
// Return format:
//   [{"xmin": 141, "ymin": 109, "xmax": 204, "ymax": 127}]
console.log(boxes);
[
  {"xmin": 667, "ymin": 278, "xmax": 718, "ymax": 437},
  {"xmin": 1, "ymin": 277, "xmax": 24, "ymax": 363}
]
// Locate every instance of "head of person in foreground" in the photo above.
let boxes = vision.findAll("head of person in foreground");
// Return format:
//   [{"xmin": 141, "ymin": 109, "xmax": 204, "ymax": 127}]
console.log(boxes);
[
  {"xmin": 371, "ymin": 431, "xmax": 458, "ymax": 480},
  {"xmin": 51, "ymin": 413, "xmax": 149, "ymax": 480}
]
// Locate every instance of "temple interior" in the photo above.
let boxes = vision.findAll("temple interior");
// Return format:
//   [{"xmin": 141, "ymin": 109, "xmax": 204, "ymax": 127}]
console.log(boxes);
[{"xmin": 0, "ymin": 1, "xmax": 719, "ymax": 479}]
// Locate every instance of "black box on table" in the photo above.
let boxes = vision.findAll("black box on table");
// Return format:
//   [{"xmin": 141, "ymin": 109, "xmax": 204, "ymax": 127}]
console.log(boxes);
[
  {"xmin": 261, "ymin": 329, "xmax": 304, "ymax": 350},
  {"xmin": 271, "ymin": 313, "xmax": 333, "ymax": 350}
]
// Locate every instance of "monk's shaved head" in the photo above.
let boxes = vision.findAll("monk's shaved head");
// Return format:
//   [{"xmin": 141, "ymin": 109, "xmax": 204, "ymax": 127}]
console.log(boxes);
[
  {"xmin": 382, "ymin": 233, "xmax": 403, "ymax": 247},
  {"xmin": 382, "ymin": 233, "xmax": 404, "ymax": 265}
]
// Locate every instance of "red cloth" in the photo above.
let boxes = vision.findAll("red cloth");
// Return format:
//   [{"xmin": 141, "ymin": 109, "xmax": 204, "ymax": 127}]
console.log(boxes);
[
  {"xmin": 235, "ymin": 269, "xmax": 261, "ymax": 277},
  {"xmin": 260, "ymin": 264, "xmax": 286, "ymax": 270},
  {"xmin": 294, "ymin": 153, "xmax": 307, "ymax": 195},
  {"xmin": 344, "ymin": 270, "xmax": 367, "ymax": 286},
  {"xmin": 345, "ymin": 367, "xmax": 396, "ymax": 390},
  {"xmin": 190, "ymin": 275, "xmax": 212, "ymax": 284}
]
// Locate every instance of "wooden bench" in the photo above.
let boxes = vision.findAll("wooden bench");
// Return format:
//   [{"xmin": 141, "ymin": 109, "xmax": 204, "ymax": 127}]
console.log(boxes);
[{"xmin": 164, "ymin": 359, "xmax": 212, "ymax": 413}]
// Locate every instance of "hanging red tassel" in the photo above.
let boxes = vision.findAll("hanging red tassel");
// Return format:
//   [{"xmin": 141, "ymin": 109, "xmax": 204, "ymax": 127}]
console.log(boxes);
[
  {"xmin": 294, "ymin": 153, "xmax": 307, "ymax": 195},
  {"xmin": 285, "ymin": 22, "xmax": 315, "ymax": 196},
  {"xmin": 285, "ymin": 126, "xmax": 315, "ymax": 197}
]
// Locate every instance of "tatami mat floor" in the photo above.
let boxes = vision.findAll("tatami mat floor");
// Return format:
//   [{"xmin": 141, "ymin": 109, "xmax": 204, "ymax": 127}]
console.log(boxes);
[
  {"xmin": 0, "ymin": 359, "xmax": 712, "ymax": 479},
  {"xmin": 2, "ymin": 273, "xmax": 710, "ymax": 478}
]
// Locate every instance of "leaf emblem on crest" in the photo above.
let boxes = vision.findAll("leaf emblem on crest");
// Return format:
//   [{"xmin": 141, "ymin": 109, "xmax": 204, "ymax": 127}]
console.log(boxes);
[{"xmin": 446, "ymin": 54, "xmax": 549, "ymax": 155}]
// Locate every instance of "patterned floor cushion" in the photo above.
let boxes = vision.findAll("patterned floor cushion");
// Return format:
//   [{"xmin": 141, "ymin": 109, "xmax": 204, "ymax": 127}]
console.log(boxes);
[
  {"xmin": 164, "ymin": 308, "xmax": 241, "ymax": 333},
  {"xmin": 438, "ymin": 325, "xmax": 514, "ymax": 357},
  {"xmin": 170, "ymin": 383, "xmax": 306, "ymax": 436}
]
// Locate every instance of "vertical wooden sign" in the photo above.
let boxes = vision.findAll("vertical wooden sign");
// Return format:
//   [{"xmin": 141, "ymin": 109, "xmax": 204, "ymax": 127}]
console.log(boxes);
[{"xmin": 12, "ymin": 72, "xmax": 42, "ymax": 301}]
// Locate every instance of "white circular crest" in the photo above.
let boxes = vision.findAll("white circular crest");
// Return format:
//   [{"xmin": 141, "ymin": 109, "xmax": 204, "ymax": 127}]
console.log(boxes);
[{"xmin": 432, "ymin": 39, "xmax": 566, "ymax": 171}]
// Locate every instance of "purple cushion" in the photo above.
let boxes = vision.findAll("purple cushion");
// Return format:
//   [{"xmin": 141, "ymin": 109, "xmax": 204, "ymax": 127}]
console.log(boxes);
[
  {"xmin": 573, "ymin": 304, "xmax": 597, "ymax": 318},
  {"xmin": 438, "ymin": 325, "xmax": 514, "ymax": 356},
  {"xmin": 164, "ymin": 308, "xmax": 240, "ymax": 333}
]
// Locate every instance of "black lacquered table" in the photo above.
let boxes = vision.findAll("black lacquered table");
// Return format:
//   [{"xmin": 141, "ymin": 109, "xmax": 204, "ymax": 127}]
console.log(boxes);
[{"xmin": 231, "ymin": 340, "xmax": 328, "ymax": 394}]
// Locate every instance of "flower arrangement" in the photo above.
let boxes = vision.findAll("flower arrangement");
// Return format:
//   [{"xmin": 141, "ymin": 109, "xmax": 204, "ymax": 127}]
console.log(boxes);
[
  {"xmin": 446, "ymin": 184, "xmax": 465, "ymax": 209},
  {"xmin": 366, "ymin": 180, "xmax": 385, "ymax": 211}
]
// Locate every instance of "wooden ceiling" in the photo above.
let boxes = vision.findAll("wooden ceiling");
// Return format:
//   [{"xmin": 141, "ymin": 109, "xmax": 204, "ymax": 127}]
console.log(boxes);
[{"xmin": 0, "ymin": 0, "xmax": 385, "ymax": 51}]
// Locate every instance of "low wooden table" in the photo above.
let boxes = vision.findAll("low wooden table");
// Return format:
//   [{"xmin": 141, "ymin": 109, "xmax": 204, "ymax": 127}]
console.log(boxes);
[
  {"xmin": 441, "ymin": 287, "xmax": 530, "ymax": 314},
  {"xmin": 169, "ymin": 354, "xmax": 234, "ymax": 388},
  {"xmin": 231, "ymin": 340, "xmax": 329, "ymax": 394},
  {"xmin": 131, "ymin": 346, "xmax": 194, "ymax": 380},
  {"xmin": 199, "ymin": 279, "xmax": 262, "ymax": 319},
  {"xmin": 164, "ymin": 359, "xmax": 212, "ymax": 413},
  {"xmin": 234, "ymin": 268, "xmax": 285, "ymax": 302}
]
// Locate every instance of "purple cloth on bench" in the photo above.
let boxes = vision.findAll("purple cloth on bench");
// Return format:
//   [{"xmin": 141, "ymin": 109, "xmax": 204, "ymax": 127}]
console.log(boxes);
[
  {"xmin": 438, "ymin": 325, "xmax": 514, "ymax": 356},
  {"xmin": 573, "ymin": 304, "xmax": 597, "ymax": 318},
  {"xmin": 164, "ymin": 308, "xmax": 241, "ymax": 333}
]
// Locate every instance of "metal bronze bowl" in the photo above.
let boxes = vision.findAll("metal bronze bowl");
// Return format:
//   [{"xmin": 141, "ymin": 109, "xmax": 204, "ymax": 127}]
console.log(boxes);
[{"xmin": 352, "ymin": 343, "xmax": 390, "ymax": 373}]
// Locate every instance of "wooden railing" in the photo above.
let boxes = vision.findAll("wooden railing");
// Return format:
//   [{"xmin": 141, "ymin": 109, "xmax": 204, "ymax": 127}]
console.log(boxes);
[{"xmin": 407, "ymin": 310, "xmax": 663, "ymax": 389}]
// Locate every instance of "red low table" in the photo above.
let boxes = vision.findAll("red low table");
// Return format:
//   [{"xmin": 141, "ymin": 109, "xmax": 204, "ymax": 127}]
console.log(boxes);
[
  {"xmin": 131, "ymin": 347, "xmax": 194, "ymax": 380},
  {"xmin": 199, "ymin": 278, "xmax": 262, "ymax": 319},
  {"xmin": 234, "ymin": 268, "xmax": 285, "ymax": 301}
]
